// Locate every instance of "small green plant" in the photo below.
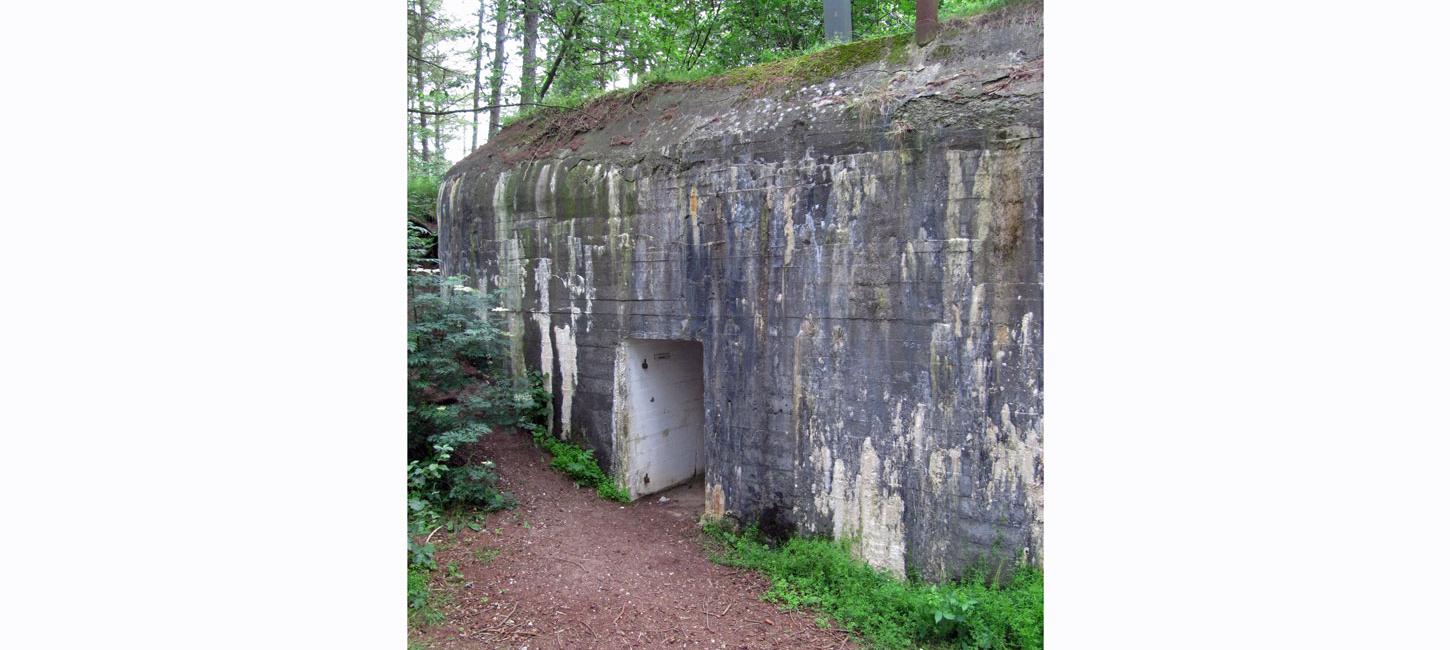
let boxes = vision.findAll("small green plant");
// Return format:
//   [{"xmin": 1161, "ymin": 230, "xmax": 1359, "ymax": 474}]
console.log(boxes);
[
  {"xmin": 442, "ymin": 511, "xmax": 485, "ymax": 534},
  {"xmin": 701, "ymin": 523, "xmax": 1043, "ymax": 650},
  {"xmin": 407, "ymin": 566, "xmax": 445, "ymax": 627},
  {"xmin": 474, "ymin": 547, "xmax": 500, "ymax": 564},
  {"xmin": 932, "ymin": 590, "xmax": 992, "ymax": 647},
  {"xmin": 516, "ymin": 372, "xmax": 632, "ymax": 503},
  {"xmin": 595, "ymin": 480, "xmax": 631, "ymax": 503},
  {"xmin": 408, "ymin": 538, "xmax": 437, "ymax": 572}
]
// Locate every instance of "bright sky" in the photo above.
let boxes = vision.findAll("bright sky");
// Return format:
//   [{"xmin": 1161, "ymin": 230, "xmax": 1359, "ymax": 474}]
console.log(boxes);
[
  {"xmin": 435, "ymin": 0, "xmax": 525, "ymax": 163},
  {"xmin": 433, "ymin": 0, "xmax": 633, "ymax": 164}
]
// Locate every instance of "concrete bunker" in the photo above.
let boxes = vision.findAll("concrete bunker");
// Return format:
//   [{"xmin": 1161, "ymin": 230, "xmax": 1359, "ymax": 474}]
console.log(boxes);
[
  {"xmin": 613, "ymin": 339, "xmax": 706, "ymax": 499},
  {"xmin": 438, "ymin": 2, "xmax": 1043, "ymax": 580}
]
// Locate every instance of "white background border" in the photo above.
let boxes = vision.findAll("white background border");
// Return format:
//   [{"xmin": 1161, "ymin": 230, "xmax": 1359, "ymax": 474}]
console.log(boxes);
[{"xmin": 4, "ymin": 0, "xmax": 1448, "ymax": 647}]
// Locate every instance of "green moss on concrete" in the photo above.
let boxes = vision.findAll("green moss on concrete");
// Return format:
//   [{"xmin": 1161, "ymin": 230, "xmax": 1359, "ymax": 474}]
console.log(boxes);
[
  {"xmin": 720, "ymin": 32, "xmax": 912, "ymax": 89},
  {"xmin": 888, "ymin": 34, "xmax": 911, "ymax": 66}
]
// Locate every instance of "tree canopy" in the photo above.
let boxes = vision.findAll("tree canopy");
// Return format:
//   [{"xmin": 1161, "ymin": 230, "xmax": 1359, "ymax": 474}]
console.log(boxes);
[{"xmin": 407, "ymin": 0, "xmax": 1008, "ymax": 169}]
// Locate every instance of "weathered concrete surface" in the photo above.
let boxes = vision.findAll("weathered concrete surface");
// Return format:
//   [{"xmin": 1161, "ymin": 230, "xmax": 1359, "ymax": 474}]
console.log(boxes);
[{"xmin": 439, "ymin": 1, "xmax": 1042, "ymax": 580}]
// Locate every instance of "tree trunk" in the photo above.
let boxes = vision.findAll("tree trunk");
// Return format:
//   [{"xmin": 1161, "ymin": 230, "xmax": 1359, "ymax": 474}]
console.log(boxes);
[
  {"xmin": 823, "ymin": 0, "xmax": 851, "ymax": 43},
  {"xmin": 520, "ymin": 0, "xmax": 538, "ymax": 105},
  {"xmin": 536, "ymin": 8, "xmax": 585, "ymax": 102},
  {"xmin": 408, "ymin": 0, "xmax": 422, "ymax": 160},
  {"xmin": 416, "ymin": 0, "xmax": 430, "ymax": 162},
  {"xmin": 470, "ymin": 0, "xmax": 485, "ymax": 151},
  {"xmin": 916, "ymin": 0, "xmax": 941, "ymax": 46},
  {"xmin": 488, "ymin": 0, "xmax": 507, "ymax": 137}
]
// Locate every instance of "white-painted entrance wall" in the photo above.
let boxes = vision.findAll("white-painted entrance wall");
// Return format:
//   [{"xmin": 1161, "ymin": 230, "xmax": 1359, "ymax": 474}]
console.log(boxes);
[{"xmin": 618, "ymin": 339, "xmax": 705, "ymax": 498}]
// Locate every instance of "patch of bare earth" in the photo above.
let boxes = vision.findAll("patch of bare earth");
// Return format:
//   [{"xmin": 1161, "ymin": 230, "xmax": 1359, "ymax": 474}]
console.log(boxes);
[{"xmin": 413, "ymin": 428, "xmax": 856, "ymax": 649}]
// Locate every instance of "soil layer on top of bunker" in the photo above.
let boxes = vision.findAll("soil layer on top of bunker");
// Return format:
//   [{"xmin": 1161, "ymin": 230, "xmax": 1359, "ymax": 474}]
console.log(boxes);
[{"xmin": 413, "ymin": 428, "xmax": 857, "ymax": 649}]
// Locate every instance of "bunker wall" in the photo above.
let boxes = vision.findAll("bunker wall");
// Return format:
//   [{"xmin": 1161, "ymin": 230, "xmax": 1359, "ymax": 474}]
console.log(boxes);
[{"xmin": 439, "ymin": 3, "xmax": 1042, "ymax": 580}]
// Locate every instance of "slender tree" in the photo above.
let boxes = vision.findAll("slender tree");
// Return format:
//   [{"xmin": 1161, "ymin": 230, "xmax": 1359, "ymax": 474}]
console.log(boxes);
[
  {"xmin": 471, "ymin": 0, "xmax": 486, "ymax": 150},
  {"xmin": 488, "ymin": 0, "xmax": 508, "ymax": 137},
  {"xmin": 535, "ymin": 5, "xmax": 586, "ymax": 101},
  {"xmin": 414, "ymin": 0, "xmax": 431, "ymax": 162},
  {"xmin": 520, "ymin": 0, "xmax": 539, "ymax": 104}
]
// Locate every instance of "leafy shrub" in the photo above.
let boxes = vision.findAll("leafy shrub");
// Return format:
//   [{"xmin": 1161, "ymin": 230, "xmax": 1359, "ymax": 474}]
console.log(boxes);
[
  {"xmin": 407, "ymin": 171, "xmax": 442, "ymax": 225},
  {"xmin": 406, "ymin": 215, "xmax": 519, "ymax": 628},
  {"xmin": 408, "ymin": 169, "xmax": 531, "ymax": 635},
  {"xmin": 702, "ymin": 524, "xmax": 1043, "ymax": 650},
  {"xmin": 408, "ymin": 537, "xmax": 436, "ymax": 572},
  {"xmin": 406, "ymin": 267, "xmax": 517, "ymax": 520}
]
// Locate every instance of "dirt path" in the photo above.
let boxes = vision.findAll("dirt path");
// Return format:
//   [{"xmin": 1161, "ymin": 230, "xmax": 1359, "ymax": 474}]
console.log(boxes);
[{"xmin": 414, "ymin": 428, "xmax": 856, "ymax": 649}]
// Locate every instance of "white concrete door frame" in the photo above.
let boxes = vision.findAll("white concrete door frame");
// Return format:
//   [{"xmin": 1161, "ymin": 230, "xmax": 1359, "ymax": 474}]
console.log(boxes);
[{"xmin": 612, "ymin": 338, "xmax": 706, "ymax": 499}]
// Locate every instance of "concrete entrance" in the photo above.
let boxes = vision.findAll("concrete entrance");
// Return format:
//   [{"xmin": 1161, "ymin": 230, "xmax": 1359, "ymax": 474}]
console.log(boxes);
[{"xmin": 615, "ymin": 339, "xmax": 705, "ymax": 499}]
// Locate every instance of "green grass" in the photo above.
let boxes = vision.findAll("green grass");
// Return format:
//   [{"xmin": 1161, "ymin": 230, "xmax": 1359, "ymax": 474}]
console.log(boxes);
[
  {"xmin": 527, "ymin": 425, "xmax": 631, "ymax": 502},
  {"xmin": 716, "ymin": 32, "xmax": 911, "ymax": 90},
  {"xmin": 473, "ymin": 546, "xmax": 500, "ymax": 564},
  {"xmin": 702, "ymin": 523, "xmax": 1043, "ymax": 650},
  {"xmin": 407, "ymin": 566, "xmax": 446, "ymax": 627},
  {"xmin": 942, "ymin": 0, "xmax": 1025, "ymax": 21}
]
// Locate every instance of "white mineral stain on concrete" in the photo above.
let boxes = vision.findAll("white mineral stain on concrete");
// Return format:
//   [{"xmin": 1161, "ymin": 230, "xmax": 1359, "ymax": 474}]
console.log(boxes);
[
  {"xmin": 927, "ymin": 448, "xmax": 963, "ymax": 491},
  {"xmin": 946, "ymin": 150, "xmax": 970, "ymax": 238},
  {"xmin": 491, "ymin": 170, "xmax": 528, "ymax": 376},
  {"xmin": 534, "ymin": 163, "xmax": 553, "ymax": 214},
  {"xmin": 782, "ymin": 185, "xmax": 797, "ymax": 267},
  {"xmin": 983, "ymin": 401, "xmax": 1043, "ymax": 560},
  {"xmin": 830, "ymin": 435, "xmax": 907, "ymax": 578},
  {"xmin": 972, "ymin": 150, "xmax": 995, "ymax": 245},
  {"xmin": 553, "ymin": 323, "xmax": 577, "ymax": 438}
]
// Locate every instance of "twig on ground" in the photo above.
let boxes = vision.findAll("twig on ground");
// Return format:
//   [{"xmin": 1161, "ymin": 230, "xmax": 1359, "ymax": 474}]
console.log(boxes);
[
  {"xmin": 553, "ymin": 556, "xmax": 587, "ymax": 570},
  {"xmin": 495, "ymin": 602, "xmax": 519, "ymax": 631},
  {"xmin": 479, "ymin": 627, "xmax": 540, "ymax": 636}
]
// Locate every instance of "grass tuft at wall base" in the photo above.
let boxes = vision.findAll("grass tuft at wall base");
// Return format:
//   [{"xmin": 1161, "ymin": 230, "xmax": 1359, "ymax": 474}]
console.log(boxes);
[{"xmin": 702, "ymin": 523, "xmax": 1043, "ymax": 650}]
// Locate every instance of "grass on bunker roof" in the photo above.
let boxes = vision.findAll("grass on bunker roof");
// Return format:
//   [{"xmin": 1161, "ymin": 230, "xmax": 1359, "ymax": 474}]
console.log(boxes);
[{"xmin": 498, "ymin": 0, "xmax": 1031, "ymax": 139}]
